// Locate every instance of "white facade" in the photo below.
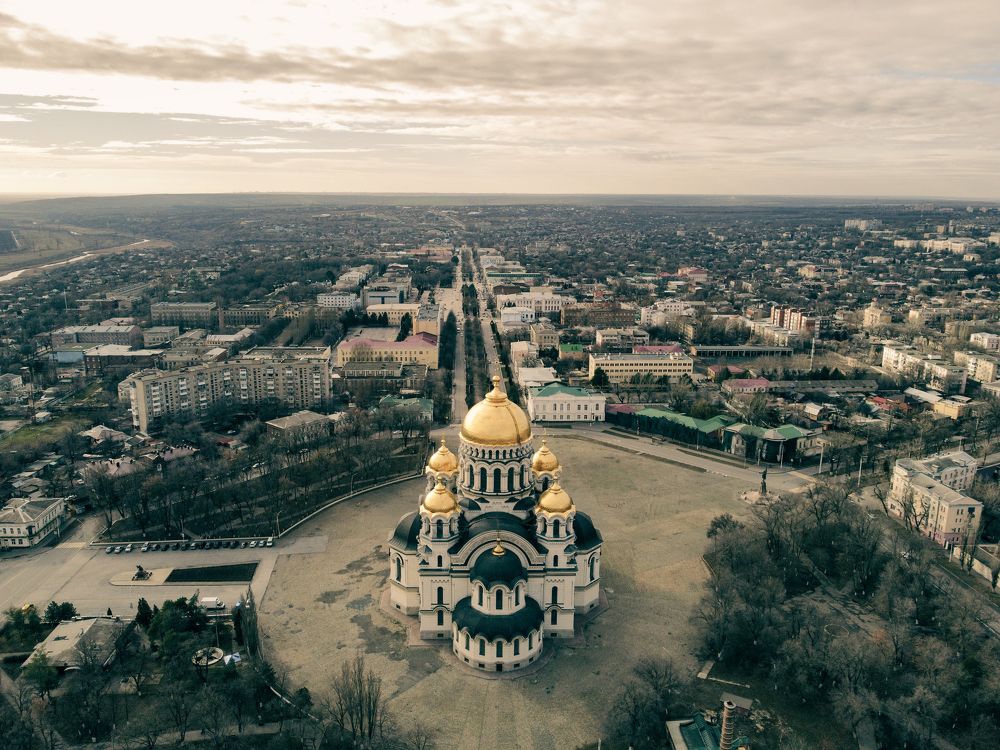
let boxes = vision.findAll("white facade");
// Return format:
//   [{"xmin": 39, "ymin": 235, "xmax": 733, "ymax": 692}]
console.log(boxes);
[
  {"xmin": 316, "ymin": 290, "xmax": 359, "ymax": 309},
  {"xmin": 499, "ymin": 306, "xmax": 536, "ymax": 325},
  {"xmin": 527, "ymin": 384, "xmax": 606, "ymax": 423},
  {"xmin": 387, "ymin": 380, "xmax": 603, "ymax": 675},
  {"xmin": 0, "ymin": 497, "xmax": 66, "ymax": 549},
  {"xmin": 889, "ymin": 457, "xmax": 982, "ymax": 550},
  {"xmin": 970, "ymin": 332, "xmax": 1000, "ymax": 351},
  {"xmin": 588, "ymin": 352, "xmax": 693, "ymax": 383},
  {"xmin": 495, "ymin": 292, "xmax": 574, "ymax": 314}
]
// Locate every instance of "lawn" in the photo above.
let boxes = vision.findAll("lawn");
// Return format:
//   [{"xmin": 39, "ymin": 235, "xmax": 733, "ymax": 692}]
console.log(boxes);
[{"xmin": 166, "ymin": 563, "xmax": 259, "ymax": 584}]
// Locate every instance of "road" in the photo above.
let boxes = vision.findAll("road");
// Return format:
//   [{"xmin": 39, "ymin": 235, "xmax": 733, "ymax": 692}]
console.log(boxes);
[{"xmin": 468, "ymin": 247, "xmax": 504, "ymax": 386}]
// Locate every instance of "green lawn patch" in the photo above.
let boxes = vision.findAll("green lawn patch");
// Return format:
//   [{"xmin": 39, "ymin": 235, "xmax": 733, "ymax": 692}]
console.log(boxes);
[{"xmin": 165, "ymin": 563, "xmax": 258, "ymax": 584}]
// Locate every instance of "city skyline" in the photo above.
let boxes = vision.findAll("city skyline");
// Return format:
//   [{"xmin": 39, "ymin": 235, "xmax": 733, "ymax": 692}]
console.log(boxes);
[{"xmin": 1, "ymin": 0, "xmax": 999, "ymax": 199}]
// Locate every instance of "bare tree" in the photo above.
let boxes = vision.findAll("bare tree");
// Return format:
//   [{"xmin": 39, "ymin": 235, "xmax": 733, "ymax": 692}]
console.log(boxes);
[{"xmin": 327, "ymin": 655, "xmax": 390, "ymax": 748}]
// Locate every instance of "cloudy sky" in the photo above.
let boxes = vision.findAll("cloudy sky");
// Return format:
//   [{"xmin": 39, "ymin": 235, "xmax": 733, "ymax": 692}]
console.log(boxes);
[{"xmin": 1, "ymin": 0, "xmax": 998, "ymax": 198}]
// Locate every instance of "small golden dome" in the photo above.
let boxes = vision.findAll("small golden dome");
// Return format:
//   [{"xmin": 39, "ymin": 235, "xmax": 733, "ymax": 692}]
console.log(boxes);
[
  {"xmin": 422, "ymin": 480, "xmax": 459, "ymax": 514},
  {"xmin": 460, "ymin": 375, "xmax": 532, "ymax": 447},
  {"xmin": 427, "ymin": 437, "xmax": 458, "ymax": 474},
  {"xmin": 537, "ymin": 481, "xmax": 574, "ymax": 514},
  {"xmin": 531, "ymin": 439, "xmax": 560, "ymax": 473}
]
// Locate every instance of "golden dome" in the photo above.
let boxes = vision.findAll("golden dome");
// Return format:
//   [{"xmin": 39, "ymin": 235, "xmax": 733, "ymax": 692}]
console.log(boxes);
[
  {"xmin": 422, "ymin": 480, "xmax": 459, "ymax": 514},
  {"xmin": 427, "ymin": 437, "xmax": 458, "ymax": 474},
  {"xmin": 531, "ymin": 439, "xmax": 560, "ymax": 473},
  {"xmin": 537, "ymin": 481, "xmax": 574, "ymax": 514},
  {"xmin": 460, "ymin": 375, "xmax": 532, "ymax": 446}
]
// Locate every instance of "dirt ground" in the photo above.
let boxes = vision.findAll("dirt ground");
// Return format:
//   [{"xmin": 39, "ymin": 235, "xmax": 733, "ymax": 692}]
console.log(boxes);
[{"xmin": 258, "ymin": 435, "xmax": 754, "ymax": 750}]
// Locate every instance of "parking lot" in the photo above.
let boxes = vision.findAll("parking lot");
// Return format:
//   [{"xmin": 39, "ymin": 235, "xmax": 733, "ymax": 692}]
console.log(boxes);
[{"xmin": 0, "ymin": 532, "xmax": 326, "ymax": 618}]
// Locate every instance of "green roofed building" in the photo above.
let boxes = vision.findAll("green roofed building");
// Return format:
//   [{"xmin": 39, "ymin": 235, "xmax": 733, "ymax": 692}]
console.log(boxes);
[{"xmin": 723, "ymin": 422, "xmax": 823, "ymax": 464}]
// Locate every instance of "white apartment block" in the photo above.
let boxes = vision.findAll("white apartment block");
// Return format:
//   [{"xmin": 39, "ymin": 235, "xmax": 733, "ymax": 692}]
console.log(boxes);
[
  {"xmin": 970, "ymin": 332, "xmax": 1000, "ymax": 351},
  {"xmin": 588, "ymin": 352, "xmax": 693, "ymax": 383},
  {"xmin": 955, "ymin": 352, "xmax": 1000, "ymax": 384},
  {"xmin": 881, "ymin": 342, "xmax": 967, "ymax": 394},
  {"xmin": 317, "ymin": 290, "xmax": 359, "ymax": 309},
  {"xmin": 889, "ymin": 450, "xmax": 982, "ymax": 549},
  {"xmin": 527, "ymin": 383, "xmax": 606, "ymax": 423},
  {"xmin": 0, "ymin": 497, "xmax": 66, "ymax": 549},
  {"xmin": 123, "ymin": 348, "xmax": 332, "ymax": 433}
]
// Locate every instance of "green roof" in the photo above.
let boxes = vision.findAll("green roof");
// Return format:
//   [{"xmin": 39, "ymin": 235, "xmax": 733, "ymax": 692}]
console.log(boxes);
[
  {"xmin": 636, "ymin": 407, "xmax": 735, "ymax": 434},
  {"xmin": 531, "ymin": 383, "xmax": 593, "ymax": 398},
  {"xmin": 679, "ymin": 714, "xmax": 720, "ymax": 750},
  {"xmin": 560, "ymin": 343, "xmax": 584, "ymax": 352},
  {"xmin": 726, "ymin": 422, "xmax": 812, "ymax": 440}
]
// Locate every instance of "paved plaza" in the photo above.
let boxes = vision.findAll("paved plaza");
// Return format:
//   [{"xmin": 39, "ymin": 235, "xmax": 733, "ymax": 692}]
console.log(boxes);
[{"xmin": 258, "ymin": 433, "xmax": 759, "ymax": 750}]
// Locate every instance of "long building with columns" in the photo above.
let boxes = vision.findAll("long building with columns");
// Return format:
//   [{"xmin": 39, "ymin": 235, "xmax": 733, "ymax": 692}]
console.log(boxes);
[{"xmin": 387, "ymin": 376, "xmax": 603, "ymax": 674}]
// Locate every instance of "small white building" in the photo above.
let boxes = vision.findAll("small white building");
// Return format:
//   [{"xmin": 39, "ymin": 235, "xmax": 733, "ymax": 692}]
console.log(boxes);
[
  {"xmin": 516, "ymin": 366, "xmax": 559, "ymax": 390},
  {"xmin": 969, "ymin": 331, "xmax": 1000, "ymax": 351},
  {"xmin": 527, "ymin": 384, "xmax": 605, "ymax": 423},
  {"xmin": 499, "ymin": 307, "xmax": 535, "ymax": 326},
  {"xmin": 0, "ymin": 497, "xmax": 66, "ymax": 549}
]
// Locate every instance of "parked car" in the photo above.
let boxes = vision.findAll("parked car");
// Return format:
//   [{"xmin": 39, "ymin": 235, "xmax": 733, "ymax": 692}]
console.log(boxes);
[
  {"xmin": 140, "ymin": 544, "xmax": 149, "ymax": 552},
  {"xmin": 239, "ymin": 541, "xmax": 247, "ymax": 549},
  {"xmin": 105, "ymin": 546, "xmax": 114, "ymax": 554},
  {"xmin": 266, "ymin": 536, "xmax": 274, "ymax": 547},
  {"xmin": 114, "ymin": 546, "xmax": 123, "ymax": 554},
  {"xmin": 150, "ymin": 543, "xmax": 159, "ymax": 551},
  {"xmin": 249, "ymin": 540, "xmax": 257, "ymax": 548},
  {"xmin": 124, "ymin": 544, "xmax": 133, "ymax": 553},
  {"xmin": 170, "ymin": 542, "xmax": 180, "ymax": 551}
]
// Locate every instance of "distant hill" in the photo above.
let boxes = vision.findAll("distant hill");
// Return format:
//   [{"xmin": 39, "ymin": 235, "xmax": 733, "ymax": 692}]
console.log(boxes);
[{"xmin": 0, "ymin": 230, "xmax": 18, "ymax": 253}]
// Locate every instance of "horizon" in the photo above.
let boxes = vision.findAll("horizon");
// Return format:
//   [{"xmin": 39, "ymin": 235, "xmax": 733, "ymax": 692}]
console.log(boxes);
[{"xmin": 2, "ymin": 1, "xmax": 999, "ymax": 199}]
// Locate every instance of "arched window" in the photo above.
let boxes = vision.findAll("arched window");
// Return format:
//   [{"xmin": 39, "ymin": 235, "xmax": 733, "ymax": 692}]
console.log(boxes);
[
  {"xmin": 551, "ymin": 585, "xmax": 558, "ymax": 605},
  {"xmin": 436, "ymin": 609, "xmax": 444, "ymax": 626},
  {"xmin": 436, "ymin": 555, "xmax": 443, "ymax": 568},
  {"xmin": 467, "ymin": 465, "xmax": 473, "ymax": 487},
  {"xmin": 435, "ymin": 519, "xmax": 444, "ymax": 538},
  {"xmin": 589, "ymin": 556, "xmax": 596, "ymax": 581},
  {"xmin": 495, "ymin": 589, "xmax": 503, "ymax": 610},
  {"xmin": 436, "ymin": 586, "xmax": 444, "ymax": 604},
  {"xmin": 553, "ymin": 519, "xmax": 561, "ymax": 537},
  {"xmin": 496, "ymin": 641, "xmax": 503, "ymax": 658},
  {"xmin": 394, "ymin": 557, "xmax": 402, "ymax": 581},
  {"xmin": 519, "ymin": 465, "xmax": 525, "ymax": 488},
  {"xmin": 479, "ymin": 467, "xmax": 487, "ymax": 491},
  {"xmin": 479, "ymin": 639, "xmax": 485, "ymax": 656},
  {"xmin": 529, "ymin": 632, "xmax": 534, "ymax": 649},
  {"xmin": 493, "ymin": 468, "xmax": 501, "ymax": 493},
  {"xmin": 514, "ymin": 587, "xmax": 520, "ymax": 606},
  {"xmin": 550, "ymin": 610, "xmax": 557, "ymax": 626},
  {"xmin": 513, "ymin": 639, "xmax": 520, "ymax": 656},
  {"xmin": 553, "ymin": 555, "xmax": 559, "ymax": 567},
  {"xmin": 477, "ymin": 586, "xmax": 483, "ymax": 606},
  {"xmin": 464, "ymin": 633, "xmax": 470, "ymax": 649},
  {"xmin": 542, "ymin": 477, "xmax": 550, "ymax": 491},
  {"xmin": 541, "ymin": 518, "xmax": 547, "ymax": 535},
  {"xmin": 507, "ymin": 467, "xmax": 514, "ymax": 491}
]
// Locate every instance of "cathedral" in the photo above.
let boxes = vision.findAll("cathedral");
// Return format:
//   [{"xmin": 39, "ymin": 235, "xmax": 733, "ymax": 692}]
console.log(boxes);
[{"xmin": 388, "ymin": 376, "xmax": 603, "ymax": 673}]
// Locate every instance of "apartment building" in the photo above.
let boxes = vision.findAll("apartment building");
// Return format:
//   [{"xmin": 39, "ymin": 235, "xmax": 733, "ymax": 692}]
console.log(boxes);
[
  {"xmin": 889, "ymin": 450, "xmax": 982, "ymax": 549},
  {"xmin": 595, "ymin": 327, "xmax": 650, "ymax": 350},
  {"xmin": 970, "ymin": 331, "xmax": 1000, "ymax": 351},
  {"xmin": 150, "ymin": 301, "xmax": 218, "ymax": 329},
  {"xmin": 954, "ymin": 351, "xmax": 1000, "ymax": 384},
  {"xmin": 123, "ymin": 347, "xmax": 333, "ymax": 432},
  {"xmin": 316, "ymin": 290, "xmax": 359, "ymax": 309},
  {"xmin": 221, "ymin": 303, "xmax": 280, "ymax": 328},
  {"xmin": 0, "ymin": 497, "xmax": 66, "ymax": 549},
  {"xmin": 336, "ymin": 264, "xmax": 376, "ymax": 289},
  {"xmin": 529, "ymin": 320, "xmax": 560, "ymax": 348},
  {"xmin": 527, "ymin": 383, "xmax": 605, "ymax": 423},
  {"xmin": 769, "ymin": 306, "xmax": 820, "ymax": 335},
  {"xmin": 562, "ymin": 302, "xmax": 637, "ymax": 327},
  {"xmin": 335, "ymin": 332, "xmax": 439, "ymax": 369},
  {"xmin": 588, "ymin": 352, "xmax": 693, "ymax": 383},
  {"xmin": 363, "ymin": 283, "xmax": 409, "ymax": 306},
  {"xmin": 366, "ymin": 302, "xmax": 421, "ymax": 325},
  {"xmin": 881, "ymin": 342, "xmax": 968, "ymax": 394},
  {"xmin": 84, "ymin": 345, "xmax": 165, "ymax": 376},
  {"xmin": 50, "ymin": 324, "xmax": 143, "ymax": 349}
]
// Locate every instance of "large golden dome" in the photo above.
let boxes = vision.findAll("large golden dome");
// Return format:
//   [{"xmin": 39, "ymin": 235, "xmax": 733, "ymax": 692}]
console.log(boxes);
[
  {"xmin": 461, "ymin": 376, "xmax": 532, "ymax": 446},
  {"xmin": 427, "ymin": 437, "xmax": 458, "ymax": 474},
  {"xmin": 531, "ymin": 439, "xmax": 560, "ymax": 473},
  {"xmin": 537, "ymin": 481, "xmax": 574, "ymax": 514},
  {"xmin": 422, "ymin": 480, "xmax": 459, "ymax": 514}
]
